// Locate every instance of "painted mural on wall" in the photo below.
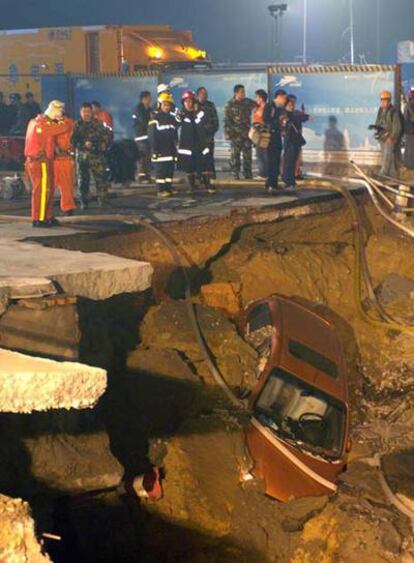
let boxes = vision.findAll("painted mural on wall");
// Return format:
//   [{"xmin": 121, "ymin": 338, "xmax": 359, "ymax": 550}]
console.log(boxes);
[
  {"xmin": 269, "ymin": 70, "xmax": 395, "ymax": 153},
  {"xmin": 162, "ymin": 71, "xmax": 268, "ymax": 145},
  {"xmin": 42, "ymin": 75, "xmax": 159, "ymax": 139}
]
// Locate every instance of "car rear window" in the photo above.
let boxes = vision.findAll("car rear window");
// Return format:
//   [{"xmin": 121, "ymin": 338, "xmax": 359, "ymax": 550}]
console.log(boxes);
[
  {"xmin": 247, "ymin": 303, "xmax": 272, "ymax": 332},
  {"xmin": 288, "ymin": 339, "xmax": 338, "ymax": 379}
]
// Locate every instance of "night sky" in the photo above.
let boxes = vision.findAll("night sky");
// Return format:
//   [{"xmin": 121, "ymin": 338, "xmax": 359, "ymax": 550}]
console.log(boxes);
[{"xmin": 0, "ymin": 0, "xmax": 412, "ymax": 64}]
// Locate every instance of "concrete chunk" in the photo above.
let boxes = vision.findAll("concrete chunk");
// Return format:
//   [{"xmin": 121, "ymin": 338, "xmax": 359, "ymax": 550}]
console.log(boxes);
[
  {"xmin": 0, "ymin": 494, "xmax": 51, "ymax": 562},
  {"xmin": 0, "ymin": 277, "xmax": 56, "ymax": 317},
  {"xmin": 0, "ymin": 240, "xmax": 153, "ymax": 301},
  {"xmin": 0, "ymin": 349, "xmax": 107, "ymax": 413}
]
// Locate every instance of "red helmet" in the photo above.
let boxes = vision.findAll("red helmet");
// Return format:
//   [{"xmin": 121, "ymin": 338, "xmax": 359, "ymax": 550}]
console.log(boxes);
[{"xmin": 182, "ymin": 89, "xmax": 195, "ymax": 102}]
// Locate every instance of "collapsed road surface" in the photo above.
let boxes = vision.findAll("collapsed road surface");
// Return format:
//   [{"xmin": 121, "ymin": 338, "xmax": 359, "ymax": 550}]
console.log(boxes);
[{"xmin": 1, "ymin": 186, "xmax": 414, "ymax": 562}]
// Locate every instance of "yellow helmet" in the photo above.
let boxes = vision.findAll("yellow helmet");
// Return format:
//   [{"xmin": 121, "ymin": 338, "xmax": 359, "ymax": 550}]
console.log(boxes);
[
  {"xmin": 380, "ymin": 90, "xmax": 392, "ymax": 100},
  {"xmin": 158, "ymin": 92, "xmax": 174, "ymax": 105}
]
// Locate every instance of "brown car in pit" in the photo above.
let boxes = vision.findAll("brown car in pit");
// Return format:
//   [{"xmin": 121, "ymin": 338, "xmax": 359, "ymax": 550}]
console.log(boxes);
[{"xmin": 241, "ymin": 295, "xmax": 350, "ymax": 502}]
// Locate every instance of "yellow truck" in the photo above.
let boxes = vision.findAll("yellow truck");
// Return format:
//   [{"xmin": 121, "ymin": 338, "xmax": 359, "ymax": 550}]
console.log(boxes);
[{"xmin": 0, "ymin": 24, "xmax": 208, "ymax": 97}]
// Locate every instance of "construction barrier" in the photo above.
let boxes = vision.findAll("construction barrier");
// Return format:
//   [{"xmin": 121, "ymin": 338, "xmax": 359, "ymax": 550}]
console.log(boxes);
[
  {"xmin": 0, "ymin": 64, "xmax": 400, "ymax": 167},
  {"xmin": 269, "ymin": 65, "xmax": 396, "ymax": 165}
]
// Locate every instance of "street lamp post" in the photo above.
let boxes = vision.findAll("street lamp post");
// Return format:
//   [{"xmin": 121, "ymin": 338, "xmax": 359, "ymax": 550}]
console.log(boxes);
[
  {"xmin": 303, "ymin": 0, "xmax": 308, "ymax": 64},
  {"xmin": 349, "ymin": 0, "xmax": 355, "ymax": 64},
  {"xmin": 268, "ymin": 4, "xmax": 288, "ymax": 62}
]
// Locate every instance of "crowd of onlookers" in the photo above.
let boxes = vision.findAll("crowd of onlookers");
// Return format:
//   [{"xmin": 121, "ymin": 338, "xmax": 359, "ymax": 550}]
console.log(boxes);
[
  {"xmin": 11, "ymin": 82, "xmax": 414, "ymax": 226},
  {"xmin": 124, "ymin": 83, "xmax": 313, "ymax": 197},
  {"xmin": 0, "ymin": 92, "xmax": 41, "ymax": 135}
]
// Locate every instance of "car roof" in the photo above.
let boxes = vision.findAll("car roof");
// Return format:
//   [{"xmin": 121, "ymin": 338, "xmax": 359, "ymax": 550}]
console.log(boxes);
[{"xmin": 268, "ymin": 295, "xmax": 348, "ymax": 401}]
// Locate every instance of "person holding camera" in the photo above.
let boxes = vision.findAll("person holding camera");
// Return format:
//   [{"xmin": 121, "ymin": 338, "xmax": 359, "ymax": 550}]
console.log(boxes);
[
  {"xmin": 72, "ymin": 102, "xmax": 112, "ymax": 209},
  {"xmin": 373, "ymin": 90, "xmax": 403, "ymax": 178}
]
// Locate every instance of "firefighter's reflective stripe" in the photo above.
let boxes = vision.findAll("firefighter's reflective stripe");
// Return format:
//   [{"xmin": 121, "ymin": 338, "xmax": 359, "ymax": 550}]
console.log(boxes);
[
  {"xmin": 202, "ymin": 147, "xmax": 210, "ymax": 155},
  {"xmin": 39, "ymin": 162, "xmax": 48, "ymax": 222},
  {"xmin": 156, "ymin": 179, "xmax": 166, "ymax": 183},
  {"xmin": 135, "ymin": 135, "xmax": 149, "ymax": 141},
  {"xmin": 178, "ymin": 149, "xmax": 192, "ymax": 155},
  {"xmin": 165, "ymin": 178, "xmax": 173, "ymax": 182},
  {"xmin": 251, "ymin": 418, "xmax": 338, "ymax": 492},
  {"xmin": 152, "ymin": 156, "xmax": 175, "ymax": 162},
  {"xmin": 149, "ymin": 120, "xmax": 176, "ymax": 131},
  {"xmin": 195, "ymin": 111, "xmax": 205, "ymax": 124}
]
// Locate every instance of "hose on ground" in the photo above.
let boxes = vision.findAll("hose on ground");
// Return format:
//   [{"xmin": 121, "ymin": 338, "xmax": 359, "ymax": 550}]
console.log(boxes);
[{"xmin": 304, "ymin": 172, "xmax": 414, "ymax": 332}]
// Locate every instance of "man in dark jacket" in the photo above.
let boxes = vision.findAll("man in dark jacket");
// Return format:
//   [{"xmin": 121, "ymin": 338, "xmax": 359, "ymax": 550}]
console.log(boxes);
[
  {"xmin": 0, "ymin": 93, "xmax": 9, "ymax": 135},
  {"xmin": 9, "ymin": 93, "xmax": 27, "ymax": 135},
  {"xmin": 374, "ymin": 90, "xmax": 403, "ymax": 178},
  {"xmin": 264, "ymin": 89, "xmax": 288, "ymax": 193},
  {"xmin": 133, "ymin": 91, "xmax": 153, "ymax": 183},
  {"xmin": 23, "ymin": 92, "xmax": 41, "ymax": 121},
  {"xmin": 148, "ymin": 92, "xmax": 179, "ymax": 198},
  {"xmin": 196, "ymin": 87, "xmax": 219, "ymax": 177},
  {"xmin": 224, "ymin": 84, "xmax": 256, "ymax": 180}
]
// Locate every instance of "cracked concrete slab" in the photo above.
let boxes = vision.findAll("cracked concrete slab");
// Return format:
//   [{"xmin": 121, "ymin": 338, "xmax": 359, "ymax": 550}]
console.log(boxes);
[
  {"xmin": 0, "ymin": 349, "xmax": 107, "ymax": 413},
  {"xmin": 0, "ymin": 238, "xmax": 153, "ymax": 301}
]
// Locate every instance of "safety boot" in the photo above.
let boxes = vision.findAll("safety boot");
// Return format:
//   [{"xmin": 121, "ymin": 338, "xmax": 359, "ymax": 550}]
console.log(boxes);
[
  {"xmin": 186, "ymin": 174, "xmax": 197, "ymax": 194},
  {"xmin": 202, "ymin": 175, "xmax": 216, "ymax": 194}
]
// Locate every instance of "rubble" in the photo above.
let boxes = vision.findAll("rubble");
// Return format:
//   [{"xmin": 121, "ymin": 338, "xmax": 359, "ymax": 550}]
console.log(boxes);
[
  {"xmin": 0, "ymin": 277, "xmax": 56, "ymax": 317},
  {"xmin": 0, "ymin": 349, "xmax": 107, "ymax": 413},
  {"xmin": 0, "ymin": 494, "xmax": 50, "ymax": 562},
  {"xmin": 200, "ymin": 282, "xmax": 242, "ymax": 316},
  {"xmin": 139, "ymin": 300, "xmax": 258, "ymax": 391}
]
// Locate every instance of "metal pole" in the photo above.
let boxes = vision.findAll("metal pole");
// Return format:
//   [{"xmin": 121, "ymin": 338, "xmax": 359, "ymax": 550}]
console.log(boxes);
[
  {"xmin": 303, "ymin": 0, "xmax": 308, "ymax": 64},
  {"xmin": 349, "ymin": 0, "xmax": 355, "ymax": 64},
  {"xmin": 376, "ymin": 0, "xmax": 381, "ymax": 62}
]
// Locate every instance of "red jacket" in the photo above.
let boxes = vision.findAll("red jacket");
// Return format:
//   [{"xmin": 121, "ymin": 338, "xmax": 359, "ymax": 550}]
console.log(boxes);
[
  {"xmin": 25, "ymin": 115, "xmax": 70, "ymax": 160},
  {"xmin": 96, "ymin": 109, "xmax": 113, "ymax": 130}
]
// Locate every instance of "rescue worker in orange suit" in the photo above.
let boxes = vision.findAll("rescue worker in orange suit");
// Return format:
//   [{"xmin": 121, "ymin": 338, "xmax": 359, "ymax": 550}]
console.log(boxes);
[
  {"xmin": 25, "ymin": 100, "xmax": 70, "ymax": 228},
  {"xmin": 54, "ymin": 115, "xmax": 77, "ymax": 216}
]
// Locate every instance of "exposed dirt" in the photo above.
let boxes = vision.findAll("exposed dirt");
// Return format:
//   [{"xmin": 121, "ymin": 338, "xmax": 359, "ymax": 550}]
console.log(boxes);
[{"xmin": 4, "ymin": 197, "xmax": 414, "ymax": 561}]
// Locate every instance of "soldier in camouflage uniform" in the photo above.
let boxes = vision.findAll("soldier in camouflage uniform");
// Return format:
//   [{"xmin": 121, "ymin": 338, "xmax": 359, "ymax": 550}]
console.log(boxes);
[
  {"xmin": 72, "ymin": 102, "xmax": 112, "ymax": 209},
  {"xmin": 224, "ymin": 84, "xmax": 256, "ymax": 180}
]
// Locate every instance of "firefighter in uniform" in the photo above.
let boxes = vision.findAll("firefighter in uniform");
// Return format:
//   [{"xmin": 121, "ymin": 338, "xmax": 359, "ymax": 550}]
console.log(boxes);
[
  {"xmin": 25, "ymin": 100, "xmax": 70, "ymax": 227},
  {"xmin": 133, "ymin": 91, "xmax": 153, "ymax": 183},
  {"xmin": 224, "ymin": 84, "xmax": 256, "ymax": 180},
  {"xmin": 72, "ymin": 102, "xmax": 112, "ymax": 209},
  {"xmin": 148, "ymin": 92, "xmax": 179, "ymax": 198},
  {"xmin": 54, "ymin": 115, "xmax": 76, "ymax": 215},
  {"xmin": 177, "ymin": 90, "xmax": 216, "ymax": 194}
]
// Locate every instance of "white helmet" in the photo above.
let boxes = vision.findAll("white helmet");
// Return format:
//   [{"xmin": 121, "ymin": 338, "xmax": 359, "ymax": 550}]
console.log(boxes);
[{"xmin": 157, "ymin": 83, "xmax": 170, "ymax": 95}]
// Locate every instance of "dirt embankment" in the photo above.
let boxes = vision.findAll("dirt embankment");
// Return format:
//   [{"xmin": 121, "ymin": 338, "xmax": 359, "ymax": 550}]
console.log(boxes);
[{"xmin": 103, "ymin": 199, "xmax": 414, "ymax": 562}]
